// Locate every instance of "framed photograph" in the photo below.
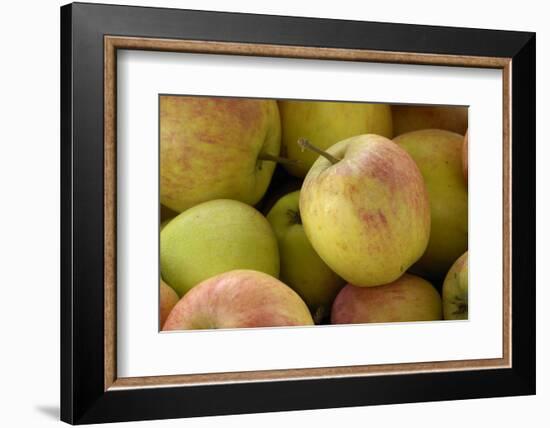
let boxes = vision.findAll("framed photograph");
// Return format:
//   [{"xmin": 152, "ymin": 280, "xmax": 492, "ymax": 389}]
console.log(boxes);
[{"xmin": 60, "ymin": 2, "xmax": 535, "ymax": 424}]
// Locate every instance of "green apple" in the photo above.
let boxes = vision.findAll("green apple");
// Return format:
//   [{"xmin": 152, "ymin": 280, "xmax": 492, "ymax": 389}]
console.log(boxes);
[
  {"xmin": 394, "ymin": 129, "xmax": 468, "ymax": 280},
  {"xmin": 442, "ymin": 251, "xmax": 468, "ymax": 320},
  {"xmin": 331, "ymin": 273, "xmax": 442, "ymax": 324},
  {"xmin": 299, "ymin": 134, "xmax": 431, "ymax": 287},
  {"xmin": 278, "ymin": 100, "xmax": 392, "ymax": 177},
  {"xmin": 163, "ymin": 270, "xmax": 314, "ymax": 330},
  {"xmin": 160, "ymin": 96, "xmax": 281, "ymax": 212},
  {"xmin": 160, "ymin": 199, "xmax": 279, "ymax": 296},
  {"xmin": 267, "ymin": 191, "xmax": 344, "ymax": 322},
  {"xmin": 160, "ymin": 279, "xmax": 179, "ymax": 327},
  {"xmin": 392, "ymin": 105, "xmax": 468, "ymax": 136}
]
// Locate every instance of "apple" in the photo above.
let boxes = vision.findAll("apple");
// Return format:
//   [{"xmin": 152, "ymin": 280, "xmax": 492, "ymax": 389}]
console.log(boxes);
[
  {"xmin": 299, "ymin": 134, "xmax": 430, "ymax": 287},
  {"xmin": 278, "ymin": 100, "xmax": 392, "ymax": 177},
  {"xmin": 463, "ymin": 131, "xmax": 468, "ymax": 183},
  {"xmin": 160, "ymin": 96, "xmax": 281, "ymax": 212},
  {"xmin": 442, "ymin": 251, "xmax": 468, "ymax": 320},
  {"xmin": 394, "ymin": 129, "xmax": 468, "ymax": 280},
  {"xmin": 160, "ymin": 279, "xmax": 179, "ymax": 327},
  {"xmin": 162, "ymin": 270, "xmax": 314, "ymax": 330},
  {"xmin": 331, "ymin": 273, "xmax": 442, "ymax": 324},
  {"xmin": 161, "ymin": 199, "xmax": 280, "ymax": 296},
  {"xmin": 392, "ymin": 105, "xmax": 468, "ymax": 136},
  {"xmin": 267, "ymin": 190, "xmax": 344, "ymax": 322}
]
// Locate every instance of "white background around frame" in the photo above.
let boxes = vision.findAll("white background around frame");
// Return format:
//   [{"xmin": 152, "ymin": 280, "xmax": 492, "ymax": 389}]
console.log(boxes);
[
  {"xmin": 117, "ymin": 50, "xmax": 503, "ymax": 378},
  {"xmin": 1, "ymin": 0, "xmax": 548, "ymax": 427}
]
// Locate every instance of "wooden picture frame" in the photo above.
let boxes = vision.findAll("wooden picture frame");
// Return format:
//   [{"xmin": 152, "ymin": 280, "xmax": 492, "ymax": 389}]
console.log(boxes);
[{"xmin": 61, "ymin": 2, "xmax": 535, "ymax": 424}]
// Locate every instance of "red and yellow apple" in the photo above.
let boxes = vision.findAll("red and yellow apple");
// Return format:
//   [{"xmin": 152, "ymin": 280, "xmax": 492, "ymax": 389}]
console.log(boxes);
[
  {"xmin": 392, "ymin": 105, "xmax": 468, "ymax": 136},
  {"xmin": 394, "ymin": 129, "xmax": 468, "ymax": 280},
  {"xmin": 162, "ymin": 270, "xmax": 314, "ymax": 330},
  {"xmin": 279, "ymin": 100, "xmax": 392, "ymax": 177},
  {"xmin": 300, "ymin": 134, "xmax": 430, "ymax": 287},
  {"xmin": 160, "ymin": 96, "xmax": 281, "ymax": 212},
  {"xmin": 160, "ymin": 199, "xmax": 280, "ymax": 297},
  {"xmin": 331, "ymin": 273, "xmax": 442, "ymax": 324},
  {"xmin": 442, "ymin": 251, "xmax": 468, "ymax": 320},
  {"xmin": 160, "ymin": 280, "xmax": 179, "ymax": 327}
]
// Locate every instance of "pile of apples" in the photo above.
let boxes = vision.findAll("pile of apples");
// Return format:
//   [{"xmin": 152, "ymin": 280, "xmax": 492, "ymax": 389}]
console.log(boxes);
[{"xmin": 159, "ymin": 97, "xmax": 469, "ymax": 331}]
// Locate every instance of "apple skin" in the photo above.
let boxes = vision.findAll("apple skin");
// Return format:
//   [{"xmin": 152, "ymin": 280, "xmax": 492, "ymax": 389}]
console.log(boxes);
[
  {"xmin": 160, "ymin": 280, "xmax": 179, "ymax": 327},
  {"xmin": 161, "ymin": 199, "xmax": 280, "ymax": 297},
  {"xmin": 392, "ymin": 105, "xmax": 468, "ymax": 136},
  {"xmin": 267, "ymin": 191, "xmax": 344, "ymax": 322},
  {"xmin": 160, "ymin": 96, "xmax": 281, "ymax": 212},
  {"xmin": 300, "ymin": 134, "xmax": 431, "ymax": 287},
  {"xmin": 462, "ymin": 131, "xmax": 468, "ymax": 183},
  {"xmin": 278, "ymin": 100, "xmax": 392, "ymax": 177},
  {"xmin": 162, "ymin": 270, "xmax": 314, "ymax": 330},
  {"xmin": 331, "ymin": 273, "xmax": 442, "ymax": 324},
  {"xmin": 394, "ymin": 129, "xmax": 468, "ymax": 280},
  {"xmin": 442, "ymin": 251, "xmax": 468, "ymax": 320}
]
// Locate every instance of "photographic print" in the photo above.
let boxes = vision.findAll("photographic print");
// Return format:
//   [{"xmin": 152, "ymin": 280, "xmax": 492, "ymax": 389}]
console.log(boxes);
[
  {"xmin": 61, "ymin": 3, "xmax": 535, "ymax": 423},
  {"xmin": 158, "ymin": 96, "xmax": 469, "ymax": 331}
]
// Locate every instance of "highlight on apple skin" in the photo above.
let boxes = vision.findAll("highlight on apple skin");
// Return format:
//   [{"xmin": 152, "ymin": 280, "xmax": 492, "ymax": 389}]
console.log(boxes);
[
  {"xmin": 160, "ymin": 96, "xmax": 281, "ymax": 213},
  {"xmin": 300, "ymin": 134, "xmax": 431, "ymax": 287},
  {"xmin": 331, "ymin": 273, "xmax": 442, "ymax": 324},
  {"xmin": 162, "ymin": 270, "xmax": 314, "ymax": 331},
  {"xmin": 160, "ymin": 199, "xmax": 280, "ymax": 297}
]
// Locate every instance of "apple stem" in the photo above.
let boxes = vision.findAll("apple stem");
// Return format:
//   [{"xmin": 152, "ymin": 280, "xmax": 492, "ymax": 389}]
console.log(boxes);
[
  {"xmin": 297, "ymin": 138, "xmax": 341, "ymax": 165},
  {"xmin": 257, "ymin": 153, "xmax": 299, "ymax": 166}
]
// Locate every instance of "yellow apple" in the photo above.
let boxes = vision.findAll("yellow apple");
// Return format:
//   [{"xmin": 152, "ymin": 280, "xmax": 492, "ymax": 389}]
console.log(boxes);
[
  {"xmin": 442, "ymin": 251, "xmax": 468, "ymax": 320},
  {"xmin": 279, "ymin": 100, "xmax": 392, "ymax": 177},
  {"xmin": 267, "ymin": 191, "xmax": 344, "ymax": 322},
  {"xmin": 392, "ymin": 105, "xmax": 468, "ymax": 136},
  {"xmin": 160, "ymin": 199, "xmax": 279, "ymax": 296},
  {"xmin": 162, "ymin": 270, "xmax": 314, "ymax": 330},
  {"xmin": 160, "ymin": 96, "xmax": 281, "ymax": 212},
  {"xmin": 394, "ymin": 129, "xmax": 468, "ymax": 280},
  {"xmin": 331, "ymin": 273, "xmax": 442, "ymax": 324},
  {"xmin": 300, "ymin": 134, "xmax": 430, "ymax": 287}
]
